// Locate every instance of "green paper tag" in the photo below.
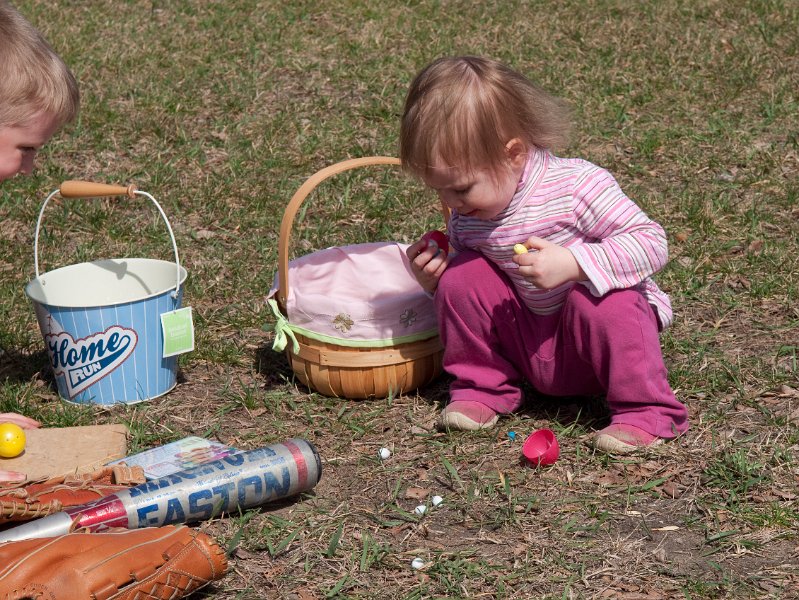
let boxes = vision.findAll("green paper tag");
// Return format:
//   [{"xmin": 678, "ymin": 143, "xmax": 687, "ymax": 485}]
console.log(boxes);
[{"xmin": 161, "ymin": 307, "xmax": 195, "ymax": 357}]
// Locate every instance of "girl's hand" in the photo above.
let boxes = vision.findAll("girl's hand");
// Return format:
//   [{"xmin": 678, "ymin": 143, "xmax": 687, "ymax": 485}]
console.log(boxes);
[
  {"xmin": 514, "ymin": 236, "xmax": 586, "ymax": 290},
  {"xmin": 0, "ymin": 413, "xmax": 40, "ymax": 483},
  {"xmin": 406, "ymin": 237, "xmax": 449, "ymax": 294}
]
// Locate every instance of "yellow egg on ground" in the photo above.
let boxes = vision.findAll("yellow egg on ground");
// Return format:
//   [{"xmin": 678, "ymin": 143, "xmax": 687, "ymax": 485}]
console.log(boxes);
[{"xmin": 0, "ymin": 423, "xmax": 26, "ymax": 458}]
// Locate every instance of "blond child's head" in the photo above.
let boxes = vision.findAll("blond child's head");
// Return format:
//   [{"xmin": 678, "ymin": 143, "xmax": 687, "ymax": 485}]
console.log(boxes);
[
  {"xmin": 400, "ymin": 56, "xmax": 569, "ymax": 179},
  {"xmin": 0, "ymin": 1, "xmax": 79, "ymax": 181},
  {"xmin": 0, "ymin": 1, "xmax": 79, "ymax": 129}
]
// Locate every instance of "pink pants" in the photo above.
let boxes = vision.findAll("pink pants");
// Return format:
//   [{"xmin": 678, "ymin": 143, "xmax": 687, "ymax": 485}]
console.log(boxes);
[{"xmin": 435, "ymin": 251, "xmax": 688, "ymax": 438}]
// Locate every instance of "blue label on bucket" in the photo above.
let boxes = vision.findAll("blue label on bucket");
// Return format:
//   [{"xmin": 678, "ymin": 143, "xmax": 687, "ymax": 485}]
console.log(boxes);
[{"xmin": 46, "ymin": 326, "xmax": 138, "ymax": 399}]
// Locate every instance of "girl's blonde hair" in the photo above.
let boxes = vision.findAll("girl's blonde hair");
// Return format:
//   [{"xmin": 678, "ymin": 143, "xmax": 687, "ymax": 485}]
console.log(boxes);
[
  {"xmin": 400, "ymin": 56, "xmax": 570, "ymax": 177},
  {"xmin": 0, "ymin": 1, "xmax": 79, "ymax": 128}
]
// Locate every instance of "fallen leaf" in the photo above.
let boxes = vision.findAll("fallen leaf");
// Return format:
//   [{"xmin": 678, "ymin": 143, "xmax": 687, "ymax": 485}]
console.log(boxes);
[
  {"xmin": 660, "ymin": 482, "xmax": 682, "ymax": 498},
  {"xmin": 404, "ymin": 487, "xmax": 430, "ymax": 500}
]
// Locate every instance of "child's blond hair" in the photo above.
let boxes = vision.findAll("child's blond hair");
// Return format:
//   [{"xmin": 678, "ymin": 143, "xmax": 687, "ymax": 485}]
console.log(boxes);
[
  {"xmin": 0, "ymin": 1, "xmax": 79, "ymax": 128},
  {"xmin": 400, "ymin": 56, "xmax": 570, "ymax": 178}
]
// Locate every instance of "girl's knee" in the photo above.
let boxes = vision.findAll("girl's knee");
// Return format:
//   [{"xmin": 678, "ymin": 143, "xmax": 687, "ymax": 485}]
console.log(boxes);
[
  {"xmin": 436, "ymin": 251, "xmax": 521, "ymax": 319},
  {"xmin": 438, "ymin": 251, "xmax": 497, "ymax": 297}
]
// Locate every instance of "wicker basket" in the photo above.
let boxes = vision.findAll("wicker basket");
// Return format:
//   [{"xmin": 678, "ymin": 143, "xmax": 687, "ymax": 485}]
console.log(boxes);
[{"xmin": 272, "ymin": 156, "xmax": 447, "ymax": 399}]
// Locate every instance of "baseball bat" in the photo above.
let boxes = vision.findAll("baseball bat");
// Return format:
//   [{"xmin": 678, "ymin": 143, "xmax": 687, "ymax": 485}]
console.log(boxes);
[{"xmin": 0, "ymin": 438, "xmax": 321, "ymax": 543}]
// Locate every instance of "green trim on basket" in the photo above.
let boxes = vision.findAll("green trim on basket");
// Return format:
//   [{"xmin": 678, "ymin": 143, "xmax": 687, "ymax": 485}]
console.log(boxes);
[
  {"xmin": 286, "ymin": 323, "xmax": 440, "ymax": 348},
  {"xmin": 267, "ymin": 297, "xmax": 438, "ymax": 350}
]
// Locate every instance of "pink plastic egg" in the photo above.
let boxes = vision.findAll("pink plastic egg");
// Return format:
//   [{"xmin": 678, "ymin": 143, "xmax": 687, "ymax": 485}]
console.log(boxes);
[
  {"xmin": 522, "ymin": 428, "xmax": 559, "ymax": 467},
  {"xmin": 422, "ymin": 230, "xmax": 449, "ymax": 256}
]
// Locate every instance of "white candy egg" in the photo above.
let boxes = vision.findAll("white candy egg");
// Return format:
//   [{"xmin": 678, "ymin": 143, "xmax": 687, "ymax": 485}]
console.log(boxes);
[
  {"xmin": 378, "ymin": 447, "xmax": 391, "ymax": 460},
  {"xmin": 414, "ymin": 504, "xmax": 427, "ymax": 515},
  {"xmin": 431, "ymin": 495, "xmax": 443, "ymax": 507},
  {"xmin": 411, "ymin": 557, "xmax": 425, "ymax": 570}
]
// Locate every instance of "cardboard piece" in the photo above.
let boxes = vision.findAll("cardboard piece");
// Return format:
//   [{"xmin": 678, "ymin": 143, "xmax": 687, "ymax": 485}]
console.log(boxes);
[{"xmin": 0, "ymin": 424, "xmax": 128, "ymax": 481}]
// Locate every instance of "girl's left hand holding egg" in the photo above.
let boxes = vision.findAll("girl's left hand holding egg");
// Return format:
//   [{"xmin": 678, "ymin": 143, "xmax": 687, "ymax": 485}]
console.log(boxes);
[{"xmin": 513, "ymin": 236, "xmax": 586, "ymax": 290}]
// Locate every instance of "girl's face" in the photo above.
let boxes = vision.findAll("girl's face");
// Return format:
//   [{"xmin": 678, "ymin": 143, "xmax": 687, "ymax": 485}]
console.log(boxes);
[
  {"xmin": 422, "ymin": 140, "xmax": 527, "ymax": 220},
  {"xmin": 0, "ymin": 111, "xmax": 60, "ymax": 183}
]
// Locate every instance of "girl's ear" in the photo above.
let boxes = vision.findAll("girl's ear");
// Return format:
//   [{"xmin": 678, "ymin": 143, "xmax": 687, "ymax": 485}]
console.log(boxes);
[{"xmin": 505, "ymin": 138, "xmax": 527, "ymax": 168}]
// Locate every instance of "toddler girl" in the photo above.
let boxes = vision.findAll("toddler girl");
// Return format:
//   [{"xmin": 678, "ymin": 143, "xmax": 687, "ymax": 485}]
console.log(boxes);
[{"xmin": 401, "ymin": 56, "xmax": 688, "ymax": 453}]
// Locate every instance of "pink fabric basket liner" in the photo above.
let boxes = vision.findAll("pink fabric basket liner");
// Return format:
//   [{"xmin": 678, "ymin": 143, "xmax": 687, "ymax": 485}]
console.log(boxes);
[{"xmin": 269, "ymin": 242, "xmax": 438, "ymax": 347}]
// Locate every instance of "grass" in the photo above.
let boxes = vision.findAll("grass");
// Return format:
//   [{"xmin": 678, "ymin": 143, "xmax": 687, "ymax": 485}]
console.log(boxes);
[{"xmin": 1, "ymin": 0, "xmax": 798, "ymax": 597}]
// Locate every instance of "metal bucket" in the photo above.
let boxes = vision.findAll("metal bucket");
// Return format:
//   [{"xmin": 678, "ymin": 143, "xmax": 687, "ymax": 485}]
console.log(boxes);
[{"xmin": 25, "ymin": 181, "xmax": 187, "ymax": 405}]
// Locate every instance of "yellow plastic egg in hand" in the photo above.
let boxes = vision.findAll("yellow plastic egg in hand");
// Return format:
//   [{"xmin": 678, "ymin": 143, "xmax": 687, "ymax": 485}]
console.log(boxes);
[{"xmin": 0, "ymin": 423, "xmax": 26, "ymax": 458}]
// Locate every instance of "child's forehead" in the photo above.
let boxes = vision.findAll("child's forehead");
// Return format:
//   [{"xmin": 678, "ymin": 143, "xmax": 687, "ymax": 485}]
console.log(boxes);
[
  {"xmin": 423, "ymin": 162, "xmax": 481, "ymax": 188},
  {"xmin": 2, "ymin": 110, "xmax": 60, "ymax": 144}
]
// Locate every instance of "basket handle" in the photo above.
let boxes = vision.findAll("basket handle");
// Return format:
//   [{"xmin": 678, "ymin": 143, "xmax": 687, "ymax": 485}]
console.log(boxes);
[
  {"xmin": 277, "ymin": 156, "xmax": 449, "ymax": 306},
  {"xmin": 34, "ymin": 181, "xmax": 183, "ymax": 299}
]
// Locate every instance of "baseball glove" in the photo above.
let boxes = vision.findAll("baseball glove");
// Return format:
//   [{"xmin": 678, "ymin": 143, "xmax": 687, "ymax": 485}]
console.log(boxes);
[
  {"xmin": 0, "ymin": 465, "xmax": 146, "ymax": 524},
  {"xmin": 0, "ymin": 524, "xmax": 228, "ymax": 599}
]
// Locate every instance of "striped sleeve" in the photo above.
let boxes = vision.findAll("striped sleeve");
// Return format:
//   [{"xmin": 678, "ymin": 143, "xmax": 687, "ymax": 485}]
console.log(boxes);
[{"xmin": 567, "ymin": 165, "xmax": 669, "ymax": 297}]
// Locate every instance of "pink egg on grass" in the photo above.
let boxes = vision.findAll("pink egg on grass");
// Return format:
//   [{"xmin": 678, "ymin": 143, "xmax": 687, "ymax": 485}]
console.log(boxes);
[
  {"xmin": 522, "ymin": 428, "xmax": 559, "ymax": 467},
  {"xmin": 422, "ymin": 230, "xmax": 449, "ymax": 256}
]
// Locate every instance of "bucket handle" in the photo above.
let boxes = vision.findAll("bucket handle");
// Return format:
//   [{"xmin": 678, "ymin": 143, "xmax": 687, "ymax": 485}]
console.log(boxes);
[
  {"xmin": 277, "ymin": 156, "xmax": 450, "ymax": 306},
  {"xmin": 34, "ymin": 181, "xmax": 183, "ymax": 299}
]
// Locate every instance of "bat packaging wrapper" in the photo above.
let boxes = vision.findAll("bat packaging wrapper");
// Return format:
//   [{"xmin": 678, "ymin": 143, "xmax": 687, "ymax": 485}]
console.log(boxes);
[{"xmin": 0, "ymin": 438, "xmax": 321, "ymax": 542}]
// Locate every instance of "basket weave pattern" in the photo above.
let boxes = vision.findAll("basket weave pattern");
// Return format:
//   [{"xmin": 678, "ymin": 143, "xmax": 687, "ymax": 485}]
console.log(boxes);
[{"xmin": 290, "ymin": 332, "xmax": 443, "ymax": 399}]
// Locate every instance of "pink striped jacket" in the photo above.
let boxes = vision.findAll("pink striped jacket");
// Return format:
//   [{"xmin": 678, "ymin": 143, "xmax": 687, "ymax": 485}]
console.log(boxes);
[{"xmin": 449, "ymin": 149, "xmax": 673, "ymax": 329}]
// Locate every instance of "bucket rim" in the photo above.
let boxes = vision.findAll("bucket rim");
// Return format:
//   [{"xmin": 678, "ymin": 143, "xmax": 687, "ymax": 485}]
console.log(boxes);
[{"xmin": 24, "ymin": 257, "xmax": 188, "ymax": 308}]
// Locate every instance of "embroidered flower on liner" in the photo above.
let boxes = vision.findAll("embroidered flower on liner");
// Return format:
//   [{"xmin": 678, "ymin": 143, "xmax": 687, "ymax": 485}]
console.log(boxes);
[
  {"xmin": 333, "ymin": 313, "xmax": 354, "ymax": 333},
  {"xmin": 400, "ymin": 308, "xmax": 418, "ymax": 327}
]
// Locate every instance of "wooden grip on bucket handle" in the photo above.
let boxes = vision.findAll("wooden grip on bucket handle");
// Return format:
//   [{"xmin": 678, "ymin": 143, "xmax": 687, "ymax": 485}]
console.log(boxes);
[
  {"xmin": 60, "ymin": 180, "xmax": 137, "ymax": 198},
  {"xmin": 277, "ymin": 156, "xmax": 450, "ymax": 306}
]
